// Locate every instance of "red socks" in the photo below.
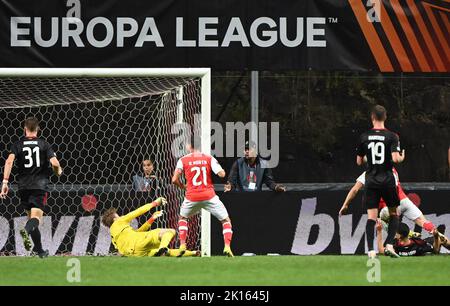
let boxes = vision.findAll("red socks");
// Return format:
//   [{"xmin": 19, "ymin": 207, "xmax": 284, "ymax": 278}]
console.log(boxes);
[
  {"xmin": 423, "ymin": 221, "xmax": 435, "ymax": 233},
  {"xmin": 178, "ymin": 220, "xmax": 188, "ymax": 246},
  {"xmin": 178, "ymin": 220, "xmax": 233, "ymax": 247},
  {"xmin": 222, "ymin": 222, "xmax": 233, "ymax": 247}
]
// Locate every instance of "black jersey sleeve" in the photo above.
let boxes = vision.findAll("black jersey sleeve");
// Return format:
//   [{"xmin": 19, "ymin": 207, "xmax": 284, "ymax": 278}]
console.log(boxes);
[
  {"xmin": 9, "ymin": 141, "xmax": 20, "ymax": 156},
  {"xmin": 356, "ymin": 134, "xmax": 366, "ymax": 157},
  {"xmin": 390, "ymin": 133, "xmax": 401, "ymax": 153},
  {"xmin": 45, "ymin": 142, "xmax": 57, "ymax": 160}
]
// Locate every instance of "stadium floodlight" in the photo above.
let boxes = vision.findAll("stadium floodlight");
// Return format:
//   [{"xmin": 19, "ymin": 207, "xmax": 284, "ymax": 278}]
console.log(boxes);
[{"xmin": 0, "ymin": 68, "xmax": 212, "ymax": 257}]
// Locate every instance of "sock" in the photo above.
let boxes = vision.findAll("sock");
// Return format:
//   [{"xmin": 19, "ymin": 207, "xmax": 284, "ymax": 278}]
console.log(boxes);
[
  {"xmin": 182, "ymin": 250, "xmax": 198, "ymax": 257},
  {"xmin": 30, "ymin": 227, "xmax": 43, "ymax": 253},
  {"xmin": 168, "ymin": 249, "xmax": 198, "ymax": 257},
  {"xmin": 159, "ymin": 230, "xmax": 175, "ymax": 249},
  {"xmin": 386, "ymin": 215, "xmax": 400, "ymax": 245},
  {"xmin": 423, "ymin": 221, "xmax": 435, "ymax": 233},
  {"xmin": 24, "ymin": 218, "xmax": 39, "ymax": 234},
  {"xmin": 222, "ymin": 222, "xmax": 233, "ymax": 247},
  {"xmin": 178, "ymin": 220, "xmax": 188, "ymax": 246},
  {"xmin": 366, "ymin": 219, "xmax": 376, "ymax": 251}
]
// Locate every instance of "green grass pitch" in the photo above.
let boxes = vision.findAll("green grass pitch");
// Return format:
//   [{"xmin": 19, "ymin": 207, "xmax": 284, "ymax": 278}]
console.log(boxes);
[{"xmin": 1, "ymin": 255, "xmax": 449, "ymax": 286}]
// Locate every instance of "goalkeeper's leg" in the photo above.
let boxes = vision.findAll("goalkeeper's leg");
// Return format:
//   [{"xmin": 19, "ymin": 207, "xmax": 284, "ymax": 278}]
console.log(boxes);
[
  {"xmin": 153, "ymin": 229, "xmax": 175, "ymax": 256},
  {"xmin": 168, "ymin": 249, "xmax": 200, "ymax": 257},
  {"xmin": 158, "ymin": 229, "xmax": 175, "ymax": 248},
  {"xmin": 147, "ymin": 249, "xmax": 199, "ymax": 257},
  {"xmin": 137, "ymin": 228, "xmax": 173, "ymax": 257}
]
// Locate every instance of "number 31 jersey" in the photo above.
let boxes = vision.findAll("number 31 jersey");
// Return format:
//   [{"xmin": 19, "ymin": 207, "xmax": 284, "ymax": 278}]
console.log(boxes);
[
  {"xmin": 176, "ymin": 152, "xmax": 223, "ymax": 201},
  {"xmin": 9, "ymin": 137, "xmax": 56, "ymax": 191},
  {"xmin": 356, "ymin": 129, "xmax": 401, "ymax": 189}
]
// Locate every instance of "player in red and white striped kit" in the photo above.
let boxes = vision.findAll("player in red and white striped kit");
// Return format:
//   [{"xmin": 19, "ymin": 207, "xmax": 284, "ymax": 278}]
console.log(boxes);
[
  {"xmin": 339, "ymin": 168, "xmax": 437, "ymax": 235},
  {"xmin": 172, "ymin": 137, "xmax": 233, "ymax": 257}
]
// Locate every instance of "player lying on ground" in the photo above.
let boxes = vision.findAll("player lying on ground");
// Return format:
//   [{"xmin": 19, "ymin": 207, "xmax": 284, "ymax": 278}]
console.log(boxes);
[
  {"xmin": 377, "ymin": 220, "xmax": 450, "ymax": 256},
  {"xmin": 0, "ymin": 117, "xmax": 62, "ymax": 258},
  {"xmin": 101, "ymin": 197, "xmax": 199, "ymax": 257},
  {"xmin": 172, "ymin": 135, "xmax": 234, "ymax": 257},
  {"xmin": 339, "ymin": 168, "xmax": 437, "ymax": 236}
]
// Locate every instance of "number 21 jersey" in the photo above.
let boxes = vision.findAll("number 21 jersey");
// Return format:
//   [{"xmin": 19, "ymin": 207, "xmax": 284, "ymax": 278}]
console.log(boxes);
[{"xmin": 176, "ymin": 152, "xmax": 224, "ymax": 201}]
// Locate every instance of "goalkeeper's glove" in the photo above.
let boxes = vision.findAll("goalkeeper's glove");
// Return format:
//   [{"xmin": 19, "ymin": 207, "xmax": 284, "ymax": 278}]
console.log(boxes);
[
  {"xmin": 147, "ymin": 210, "xmax": 164, "ymax": 224},
  {"xmin": 152, "ymin": 210, "xmax": 164, "ymax": 220},
  {"xmin": 153, "ymin": 197, "xmax": 167, "ymax": 207}
]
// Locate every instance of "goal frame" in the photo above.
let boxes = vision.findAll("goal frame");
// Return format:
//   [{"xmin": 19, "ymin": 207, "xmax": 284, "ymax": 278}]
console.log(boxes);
[{"xmin": 0, "ymin": 67, "xmax": 212, "ymax": 257}]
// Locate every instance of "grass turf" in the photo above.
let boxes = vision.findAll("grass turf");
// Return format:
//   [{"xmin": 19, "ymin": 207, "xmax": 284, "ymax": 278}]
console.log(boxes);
[{"xmin": 0, "ymin": 255, "xmax": 449, "ymax": 286}]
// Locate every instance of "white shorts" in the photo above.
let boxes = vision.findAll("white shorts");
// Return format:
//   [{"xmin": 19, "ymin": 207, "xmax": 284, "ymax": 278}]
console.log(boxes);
[
  {"xmin": 180, "ymin": 195, "xmax": 229, "ymax": 221},
  {"xmin": 380, "ymin": 197, "xmax": 423, "ymax": 222}
]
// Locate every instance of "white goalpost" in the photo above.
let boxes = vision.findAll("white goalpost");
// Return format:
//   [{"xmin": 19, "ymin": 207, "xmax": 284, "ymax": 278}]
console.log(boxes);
[{"xmin": 0, "ymin": 68, "xmax": 212, "ymax": 257}]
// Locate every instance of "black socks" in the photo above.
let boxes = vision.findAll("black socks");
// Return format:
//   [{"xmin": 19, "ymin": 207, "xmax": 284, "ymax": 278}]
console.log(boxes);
[
  {"xmin": 24, "ymin": 218, "xmax": 39, "ymax": 234},
  {"xmin": 386, "ymin": 215, "xmax": 400, "ymax": 245},
  {"xmin": 366, "ymin": 219, "xmax": 376, "ymax": 251},
  {"xmin": 24, "ymin": 218, "xmax": 43, "ymax": 253}
]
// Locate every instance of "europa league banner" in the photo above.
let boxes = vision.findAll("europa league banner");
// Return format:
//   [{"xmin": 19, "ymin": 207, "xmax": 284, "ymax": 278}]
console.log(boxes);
[{"xmin": 0, "ymin": 0, "xmax": 448, "ymax": 71}]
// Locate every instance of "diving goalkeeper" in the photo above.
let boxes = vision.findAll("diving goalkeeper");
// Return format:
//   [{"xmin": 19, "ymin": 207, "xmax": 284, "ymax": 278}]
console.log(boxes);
[{"xmin": 101, "ymin": 197, "xmax": 198, "ymax": 257}]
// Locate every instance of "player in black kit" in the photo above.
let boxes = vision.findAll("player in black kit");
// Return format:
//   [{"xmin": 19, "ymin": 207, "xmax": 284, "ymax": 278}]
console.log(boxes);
[
  {"xmin": 377, "ymin": 221, "xmax": 450, "ymax": 257},
  {"xmin": 356, "ymin": 105, "xmax": 405, "ymax": 258},
  {"xmin": 1, "ymin": 117, "xmax": 62, "ymax": 258}
]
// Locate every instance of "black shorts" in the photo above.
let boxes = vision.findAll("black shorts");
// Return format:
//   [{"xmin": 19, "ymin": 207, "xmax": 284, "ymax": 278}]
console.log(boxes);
[
  {"xmin": 18, "ymin": 189, "xmax": 49, "ymax": 212},
  {"xmin": 364, "ymin": 187, "xmax": 399, "ymax": 210}
]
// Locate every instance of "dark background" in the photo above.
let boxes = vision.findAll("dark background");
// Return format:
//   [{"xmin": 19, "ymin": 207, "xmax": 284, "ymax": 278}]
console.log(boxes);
[
  {"xmin": 1, "ymin": 72, "xmax": 449, "ymax": 183},
  {"xmin": 211, "ymin": 190, "xmax": 450, "ymax": 255},
  {"xmin": 0, "ymin": 0, "xmax": 449, "ymax": 183},
  {"xmin": 212, "ymin": 71, "xmax": 450, "ymax": 183},
  {"xmin": 0, "ymin": 0, "xmax": 373, "ymax": 70}
]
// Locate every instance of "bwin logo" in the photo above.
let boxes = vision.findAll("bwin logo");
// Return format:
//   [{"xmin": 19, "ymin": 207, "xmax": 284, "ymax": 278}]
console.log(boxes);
[{"xmin": 366, "ymin": 0, "xmax": 381, "ymax": 23}]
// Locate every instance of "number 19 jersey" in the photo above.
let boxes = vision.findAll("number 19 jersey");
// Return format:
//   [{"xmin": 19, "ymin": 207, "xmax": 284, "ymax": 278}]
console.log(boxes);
[
  {"xmin": 356, "ymin": 128, "xmax": 401, "ymax": 189},
  {"xmin": 175, "ymin": 152, "xmax": 224, "ymax": 201}
]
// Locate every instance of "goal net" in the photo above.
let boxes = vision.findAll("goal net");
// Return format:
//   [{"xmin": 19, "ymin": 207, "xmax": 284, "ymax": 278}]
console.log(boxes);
[{"xmin": 0, "ymin": 68, "xmax": 211, "ymax": 257}]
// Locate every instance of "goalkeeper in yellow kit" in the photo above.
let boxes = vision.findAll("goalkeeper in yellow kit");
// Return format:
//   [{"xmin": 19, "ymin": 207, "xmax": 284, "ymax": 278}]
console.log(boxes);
[{"xmin": 101, "ymin": 197, "xmax": 199, "ymax": 257}]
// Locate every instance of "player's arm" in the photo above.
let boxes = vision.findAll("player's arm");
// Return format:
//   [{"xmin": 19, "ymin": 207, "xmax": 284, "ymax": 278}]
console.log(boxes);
[
  {"xmin": 217, "ymin": 169, "xmax": 226, "ymax": 178},
  {"xmin": 356, "ymin": 155, "xmax": 365, "ymax": 166},
  {"xmin": 46, "ymin": 143, "xmax": 63, "ymax": 176},
  {"xmin": 392, "ymin": 150, "xmax": 405, "ymax": 164},
  {"xmin": 376, "ymin": 219, "xmax": 385, "ymax": 255},
  {"xmin": 49, "ymin": 157, "xmax": 63, "ymax": 176},
  {"xmin": 0, "ymin": 154, "xmax": 15, "ymax": 199},
  {"xmin": 121, "ymin": 197, "xmax": 167, "ymax": 223},
  {"xmin": 339, "ymin": 181, "xmax": 363, "ymax": 216},
  {"xmin": 356, "ymin": 135, "xmax": 366, "ymax": 166},
  {"xmin": 211, "ymin": 157, "xmax": 226, "ymax": 178},
  {"xmin": 137, "ymin": 210, "xmax": 164, "ymax": 232},
  {"xmin": 391, "ymin": 134, "xmax": 405, "ymax": 164},
  {"xmin": 171, "ymin": 169, "xmax": 186, "ymax": 190},
  {"xmin": 171, "ymin": 158, "xmax": 186, "ymax": 190}
]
